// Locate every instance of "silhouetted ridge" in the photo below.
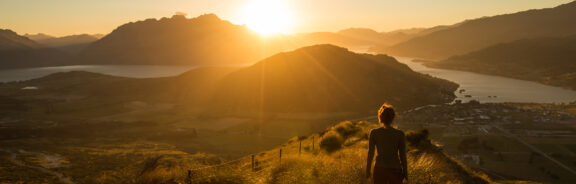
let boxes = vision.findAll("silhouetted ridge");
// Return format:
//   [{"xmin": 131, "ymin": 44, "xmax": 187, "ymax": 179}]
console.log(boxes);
[
  {"xmin": 79, "ymin": 13, "xmax": 264, "ymax": 66},
  {"xmin": 375, "ymin": 1, "xmax": 576, "ymax": 60},
  {"xmin": 209, "ymin": 44, "xmax": 458, "ymax": 114},
  {"xmin": 0, "ymin": 29, "xmax": 40, "ymax": 50},
  {"xmin": 0, "ymin": 29, "xmax": 71, "ymax": 69},
  {"xmin": 431, "ymin": 35, "xmax": 576, "ymax": 89},
  {"xmin": 24, "ymin": 34, "xmax": 101, "ymax": 53}
]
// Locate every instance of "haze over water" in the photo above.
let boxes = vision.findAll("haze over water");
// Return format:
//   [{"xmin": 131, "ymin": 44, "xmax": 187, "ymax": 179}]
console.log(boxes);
[
  {"xmin": 0, "ymin": 65, "xmax": 196, "ymax": 82},
  {"xmin": 395, "ymin": 57, "xmax": 576, "ymax": 103}
]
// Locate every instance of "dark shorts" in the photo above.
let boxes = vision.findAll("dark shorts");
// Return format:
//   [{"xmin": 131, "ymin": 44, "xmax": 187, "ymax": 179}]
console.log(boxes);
[{"xmin": 373, "ymin": 167, "xmax": 403, "ymax": 184}]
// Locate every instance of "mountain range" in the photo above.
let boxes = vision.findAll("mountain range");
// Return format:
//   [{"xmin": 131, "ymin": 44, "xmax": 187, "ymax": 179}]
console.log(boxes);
[
  {"xmin": 429, "ymin": 35, "xmax": 576, "ymax": 89},
  {"xmin": 26, "ymin": 33, "xmax": 102, "ymax": 53},
  {"xmin": 3, "ymin": 45, "xmax": 458, "ymax": 117},
  {"xmin": 373, "ymin": 1, "xmax": 576, "ymax": 60},
  {"xmin": 0, "ymin": 10, "xmax": 480, "ymax": 69},
  {"xmin": 0, "ymin": 29, "xmax": 71, "ymax": 69},
  {"xmin": 77, "ymin": 14, "xmax": 440, "ymax": 66}
]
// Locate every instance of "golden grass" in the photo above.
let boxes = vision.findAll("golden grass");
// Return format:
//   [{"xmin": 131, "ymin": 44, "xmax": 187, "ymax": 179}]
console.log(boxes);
[{"xmin": 136, "ymin": 121, "xmax": 496, "ymax": 184}]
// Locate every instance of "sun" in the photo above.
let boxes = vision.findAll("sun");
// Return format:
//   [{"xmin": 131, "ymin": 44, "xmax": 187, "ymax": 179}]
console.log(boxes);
[{"xmin": 239, "ymin": 0, "xmax": 295, "ymax": 35}]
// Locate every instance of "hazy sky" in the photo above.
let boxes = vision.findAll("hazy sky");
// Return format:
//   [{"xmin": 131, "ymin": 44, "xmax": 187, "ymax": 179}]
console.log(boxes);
[{"xmin": 0, "ymin": 0, "xmax": 573, "ymax": 36}]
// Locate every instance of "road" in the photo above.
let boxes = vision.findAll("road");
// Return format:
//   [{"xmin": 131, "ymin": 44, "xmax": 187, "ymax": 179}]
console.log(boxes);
[{"xmin": 493, "ymin": 126, "xmax": 576, "ymax": 176}]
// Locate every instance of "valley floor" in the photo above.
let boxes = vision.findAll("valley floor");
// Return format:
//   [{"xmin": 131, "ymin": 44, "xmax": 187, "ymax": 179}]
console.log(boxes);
[
  {"xmin": 399, "ymin": 102, "xmax": 576, "ymax": 183},
  {"xmin": 1, "ymin": 102, "xmax": 575, "ymax": 183}
]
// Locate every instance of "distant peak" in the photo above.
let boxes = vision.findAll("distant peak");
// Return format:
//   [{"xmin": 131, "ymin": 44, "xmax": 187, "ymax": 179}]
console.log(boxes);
[
  {"xmin": 194, "ymin": 13, "xmax": 222, "ymax": 21},
  {"xmin": 296, "ymin": 44, "xmax": 350, "ymax": 52},
  {"xmin": 560, "ymin": 0, "xmax": 576, "ymax": 7},
  {"xmin": 0, "ymin": 29, "xmax": 18, "ymax": 35},
  {"xmin": 338, "ymin": 28, "xmax": 379, "ymax": 34}
]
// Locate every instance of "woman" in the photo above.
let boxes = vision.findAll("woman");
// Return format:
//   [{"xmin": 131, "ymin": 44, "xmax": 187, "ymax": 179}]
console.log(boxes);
[{"xmin": 366, "ymin": 104, "xmax": 408, "ymax": 184}]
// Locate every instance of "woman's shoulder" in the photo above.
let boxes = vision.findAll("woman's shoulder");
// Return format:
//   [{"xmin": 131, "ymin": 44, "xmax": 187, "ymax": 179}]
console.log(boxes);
[{"xmin": 393, "ymin": 128, "xmax": 406, "ymax": 136}]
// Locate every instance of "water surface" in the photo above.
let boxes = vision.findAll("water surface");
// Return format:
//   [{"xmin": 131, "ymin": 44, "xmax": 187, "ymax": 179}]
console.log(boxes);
[
  {"xmin": 0, "ymin": 65, "xmax": 197, "ymax": 82},
  {"xmin": 395, "ymin": 57, "xmax": 576, "ymax": 103}
]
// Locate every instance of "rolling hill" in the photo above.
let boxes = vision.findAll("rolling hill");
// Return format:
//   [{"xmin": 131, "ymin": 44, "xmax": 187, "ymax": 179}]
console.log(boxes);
[
  {"xmin": 136, "ymin": 121, "xmax": 493, "ymax": 184},
  {"xmin": 428, "ymin": 35, "xmax": 576, "ymax": 90},
  {"xmin": 374, "ymin": 1, "xmax": 576, "ymax": 60},
  {"xmin": 209, "ymin": 44, "xmax": 458, "ymax": 115},
  {"xmin": 3, "ymin": 45, "xmax": 458, "ymax": 118}
]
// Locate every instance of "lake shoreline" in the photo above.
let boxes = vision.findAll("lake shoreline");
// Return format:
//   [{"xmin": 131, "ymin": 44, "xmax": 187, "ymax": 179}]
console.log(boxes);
[{"xmin": 395, "ymin": 57, "xmax": 576, "ymax": 104}]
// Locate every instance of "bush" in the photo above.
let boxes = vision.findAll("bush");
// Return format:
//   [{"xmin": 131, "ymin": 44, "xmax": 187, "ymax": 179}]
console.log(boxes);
[
  {"xmin": 406, "ymin": 129, "xmax": 430, "ymax": 149},
  {"xmin": 333, "ymin": 121, "xmax": 361, "ymax": 139},
  {"xmin": 320, "ymin": 131, "xmax": 344, "ymax": 153}
]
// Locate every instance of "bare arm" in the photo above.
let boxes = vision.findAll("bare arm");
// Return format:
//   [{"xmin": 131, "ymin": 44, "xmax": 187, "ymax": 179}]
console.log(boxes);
[
  {"xmin": 399, "ymin": 132, "xmax": 408, "ymax": 180},
  {"xmin": 366, "ymin": 130, "xmax": 375, "ymax": 178}
]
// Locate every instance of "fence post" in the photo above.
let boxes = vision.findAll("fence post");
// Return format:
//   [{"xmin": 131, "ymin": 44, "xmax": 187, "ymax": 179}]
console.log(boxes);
[
  {"xmin": 187, "ymin": 169, "xmax": 192, "ymax": 184},
  {"xmin": 279, "ymin": 149, "xmax": 282, "ymax": 165},
  {"xmin": 251, "ymin": 155, "xmax": 255, "ymax": 171},
  {"xmin": 312, "ymin": 136, "xmax": 315, "ymax": 151},
  {"xmin": 299, "ymin": 140, "xmax": 302, "ymax": 156}
]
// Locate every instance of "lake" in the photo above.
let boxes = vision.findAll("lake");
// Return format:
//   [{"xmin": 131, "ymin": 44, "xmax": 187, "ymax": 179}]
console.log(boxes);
[
  {"xmin": 0, "ymin": 65, "xmax": 197, "ymax": 82},
  {"xmin": 395, "ymin": 57, "xmax": 576, "ymax": 103},
  {"xmin": 2, "ymin": 57, "xmax": 576, "ymax": 104}
]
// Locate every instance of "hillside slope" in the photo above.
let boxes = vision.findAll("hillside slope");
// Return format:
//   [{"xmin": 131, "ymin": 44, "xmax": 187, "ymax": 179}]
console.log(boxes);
[
  {"xmin": 2, "ymin": 45, "xmax": 457, "ymax": 118},
  {"xmin": 135, "ymin": 121, "xmax": 492, "ymax": 184},
  {"xmin": 374, "ymin": 1, "xmax": 576, "ymax": 60},
  {"xmin": 0, "ymin": 29, "xmax": 71, "ymax": 69},
  {"xmin": 428, "ymin": 35, "xmax": 576, "ymax": 89},
  {"xmin": 78, "ymin": 14, "xmax": 269, "ymax": 66},
  {"xmin": 209, "ymin": 45, "xmax": 458, "ymax": 115},
  {"xmin": 77, "ymin": 13, "xmax": 447, "ymax": 67}
]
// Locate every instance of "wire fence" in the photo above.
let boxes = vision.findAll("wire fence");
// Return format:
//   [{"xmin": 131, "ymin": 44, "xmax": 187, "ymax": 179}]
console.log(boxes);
[
  {"xmin": 184, "ymin": 115, "xmax": 380, "ymax": 183},
  {"xmin": 185, "ymin": 136, "xmax": 320, "ymax": 183}
]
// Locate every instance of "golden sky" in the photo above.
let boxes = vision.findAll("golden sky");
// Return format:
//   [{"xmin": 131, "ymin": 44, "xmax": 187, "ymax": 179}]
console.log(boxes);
[{"xmin": 0, "ymin": 0, "xmax": 572, "ymax": 36}]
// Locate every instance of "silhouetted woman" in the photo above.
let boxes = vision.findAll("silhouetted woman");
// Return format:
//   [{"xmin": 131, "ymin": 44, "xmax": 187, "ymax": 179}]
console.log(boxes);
[{"xmin": 366, "ymin": 104, "xmax": 407, "ymax": 184}]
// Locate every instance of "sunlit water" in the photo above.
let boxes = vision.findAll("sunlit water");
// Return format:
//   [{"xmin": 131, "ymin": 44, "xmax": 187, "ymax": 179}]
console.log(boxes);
[
  {"xmin": 2, "ymin": 53, "xmax": 576, "ymax": 104},
  {"xmin": 0, "ymin": 65, "xmax": 197, "ymax": 82},
  {"xmin": 395, "ymin": 57, "xmax": 576, "ymax": 103}
]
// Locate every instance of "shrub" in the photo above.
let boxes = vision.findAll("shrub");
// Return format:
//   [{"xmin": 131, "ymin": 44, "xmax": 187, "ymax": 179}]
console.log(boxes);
[
  {"xmin": 406, "ymin": 129, "xmax": 431, "ymax": 149},
  {"xmin": 333, "ymin": 121, "xmax": 361, "ymax": 139},
  {"xmin": 320, "ymin": 131, "xmax": 344, "ymax": 153}
]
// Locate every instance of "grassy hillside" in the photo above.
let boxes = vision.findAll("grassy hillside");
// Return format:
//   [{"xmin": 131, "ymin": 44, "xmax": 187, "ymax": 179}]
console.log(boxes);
[
  {"xmin": 208, "ymin": 44, "xmax": 457, "ymax": 115},
  {"xmin": 135, "ymin": 121, "xmax": 492, "ymax": 184},
  {"xmin": 373, "ymin": 1, "xmax": 576, "ymax": 60},
  {"xmin": 428, "ymin": 35, "xmax": 576, "ymax": 90}
]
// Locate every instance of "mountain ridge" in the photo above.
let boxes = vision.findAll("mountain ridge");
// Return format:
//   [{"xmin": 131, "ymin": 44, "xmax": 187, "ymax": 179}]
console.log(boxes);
[
  {"xmin": 428, "ymin": 35, "xmax": 576, "ymax": 89},
  {"xmin": 374, "ymin": 1, "xmax": 576, "ymax": 60},
  {"xmin": 0, "ymin": 29, "xmax": 71, "ymax": 69}
]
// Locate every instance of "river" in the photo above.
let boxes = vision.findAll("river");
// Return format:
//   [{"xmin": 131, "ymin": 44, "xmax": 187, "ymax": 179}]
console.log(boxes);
[{"xmin": 395, "ymin": 57, "xmax": 576, "ymax": 103}]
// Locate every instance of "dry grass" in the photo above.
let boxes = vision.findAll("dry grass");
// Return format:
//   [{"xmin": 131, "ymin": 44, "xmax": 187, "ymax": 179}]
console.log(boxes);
[{"xmin": 137, "ymin": 121, "xmax": 495, "ymax": 184}]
